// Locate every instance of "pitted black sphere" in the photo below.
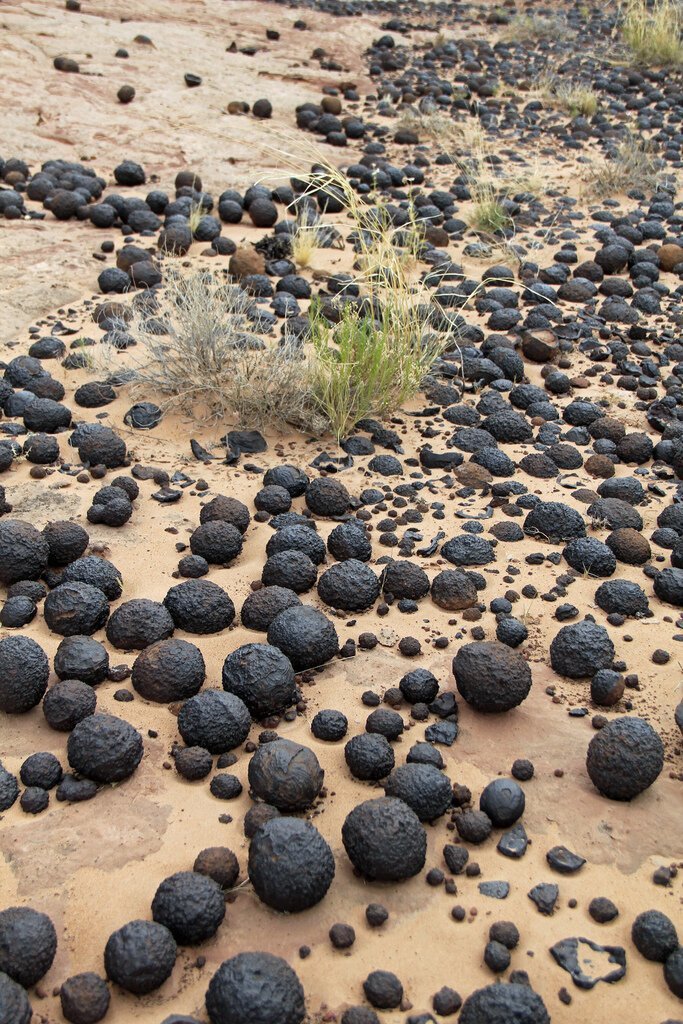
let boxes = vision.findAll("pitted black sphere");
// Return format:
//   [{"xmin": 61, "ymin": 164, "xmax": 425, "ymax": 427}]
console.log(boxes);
[
  {"xmin": 205, "ymin": 952, "xmax": 305, "ymax": 1024},
  {"xmin": 59, "ymin": 971, "xmax": 110, "ymax": 1024},
  {"xmin": 190, "ymin": 521, "xmax": 243, "ymax": 565},
  {"xmin": 67, "ymin": 713, "xmax": 143, "ymax": 782},
  {"xmin": 248, "ymin": 817, "xmax": 335, "ymax": 912},
  {"xmin": 221, "ymin": 643, "xmax": 296, "ymax": 719},
  {"xmin": 106, "ymin": 598, "xmax": 174, "ymax": 650},
  {"xmin": 199, "ymin": 495, "xmax": 251, "ymax": 534},
  {"xmin": 44, "ymin": 582, "xmax": 110, "ymax": 637},
  {"xmin": 43, "ymin": 679, "xmax": 97, "ymax": 731},
  {"xmin": 0, "ymin": 519, "xmax": 49, "ymax": 584},
  {"xmin": 0, "ymin": 634, "xmax": 49, "ymax": 713},
  {"xmin": 104, "ymin": 920, "xmax": 177, "ymax": 995},
  {"xmin": 178, "ymin": 690, "xmax": 251, "ymax": 754},
  {"xmin": 459, "ymin": 983, "xmax": 550, "ymax": 1024},
  {"xmin": 54, "ymin": 634, "xmax": 109, "ymax": 685},
  {"xmin": 317, "ymin": 559, "xmax": 380, "ymax": 611},
  {"xmin": 345, "ymin": 733, "xmax": 395, "ymax": 781},
  {"xmin": 248, "ymin": 738, "xmax": 323, "ymax": 810},
  {"xmin": 586, "ymin": 716, "xmax": 664, "ymax": 800},
  {"xmin": 62, "ymin": 556, "xmax": 123, "ymax": 600},
  {"xmin": 0, "ymin": 906, "xmax": 57, "ymax": 988},
  {"xmin": 453, "ymin": 641, "xmax": 531, "ymax": 712},
  {"xmin": 164, "ymin": 579, "xmax": 235, "ymax": 635},
  {"xmin": 0, "ymin": 971, "xmax": 32, "ymax": 1024},
  {"xmin": 550, "ymin": 621, "xmax": 615, "ymax": 678},
  {"xmin": 265, "ymin": 524, "xmax": 326, "ymax": 565},
  {"xmin": 267, "ymin": 604, "xmax": 338, "ymax": 670},
  {"xmin": 240, "ymin": 586, "xmax": 301, "ymax": 632},
  {"xmin": 311, "ymin": 709, "xmax": 348, "ymax": 741},
  {"xmin": 383, "ymin": 763, "xmax": 452, "ymax": 820},
  {"xmin": 342, "ymin": 796, "xmax": 427, "ymax": 881},
  {"xmin": 132, "ymin": 638, "xmax": 206, "ymax": 703},
  {"xmin": 152, "ymin": 871, "xmax": 226, "ymax": 945}
]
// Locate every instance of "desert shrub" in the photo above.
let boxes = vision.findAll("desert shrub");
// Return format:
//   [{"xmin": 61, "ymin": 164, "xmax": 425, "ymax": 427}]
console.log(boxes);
[
  {"xmin": 621, "ymin": 0, "xmax": 683, "ymax": 66},
  {"xmin": 104, "ymin": 268, "xmax": 322, "ymax": 431}
]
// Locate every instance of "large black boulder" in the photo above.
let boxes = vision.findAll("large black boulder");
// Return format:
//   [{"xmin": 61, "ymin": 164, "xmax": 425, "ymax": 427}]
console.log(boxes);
[
  {"xmin": 67, "ymin": 713, "xmax": 143, "ymax": 782},
  {"xmin": 205, "ymin": 952, "xmax": 305, "ymax": 1024},
  {"xmin": 317, "ymin": 559, "xmax": 380, "ymax": 611},
  {"xmin": 342, "ymin": 796, "xmax": 427, "ymax": 881},
  {"xmin": 164, "ymin": 579, "xmax": 235, "ymax": 634},
  {"xmin": 453, "ymin": 641, "xmax": 531, "ymax": 712},
  {"xmin": 248, "ymin": 817, "xmax": 335, "ymax": 912},
  {"xmin": 221, "ymin": 643, "xmax": 296, "ymax": 719},
  {"xmin": 550, "ymin": 621, "xmax": 614, "ymax": 678},
  {"xmin": 0, "ymin": 635, "xmax": 49, "ymax": 713},
  {"xmin": 106, "ymin": 598, "xmax": 174, "ymax": 650},
  {"xmin": 152, "ymin": 871, "xmax": 226, "ymax": 945},
  {"xmin": 383, "ymin": 763, "xmax": 452, "ymax": 821},
  {"xmin": 104, "ymin": 920, "xmax": 176, "ymax": 995},
  {"xmin": 132, "ymin": 638, "xmax": 205, "ymax": 703},
  {"xmin": 459, "ymin": 982, "xmax": 550, "ymax": 1024},
  {"xmin": 178, "ymin": 690, "xmax": 251, "ymax": 754},
  {"xmin": 44, "ymin": 582, "xmax": 110, "ymax": 637},
  {"xmin": 267, "ymin": 605, "xmax": 339, "ymax": 670},
  {"xmin": 0, "ymin": 519, "xmax": 49, "ymax": 584},
  {"xmin": 0, "ymin": 971, "xmax": 32, "ymax": 1024},
  {"xmin": 248, "ymin": 738, "xmax": 323, "ymax": 810},
  {"xmin": 0, "ymin": 906, "xmax": 57, "ymax": 987},
  {"xmin": 586, "ymin": 716, "xmax": 664, "ymax": 800}
]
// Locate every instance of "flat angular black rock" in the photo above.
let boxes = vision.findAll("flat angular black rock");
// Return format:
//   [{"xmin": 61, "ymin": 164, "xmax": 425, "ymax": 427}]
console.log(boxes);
[
  {"xmin": 546, "ymin": 845, "xmax": 586, "ymax": 874},
  {"xmin": 528, "ymin": 882, "xmax": 559, "ymax": 915},
  {"xmin": 498, "ymin": 822, "xmax": 528, "ymax": 859},
  {"xmin": 424, "ymin": 720, "xmax": 458, "ymax": 746},
  {"xmin": 550, "ymin": 937, "xmax": 626, "ymax": 989},
  {"xmin": 478, "ymin": 881, "xmax": 510, "ymax": 899}
]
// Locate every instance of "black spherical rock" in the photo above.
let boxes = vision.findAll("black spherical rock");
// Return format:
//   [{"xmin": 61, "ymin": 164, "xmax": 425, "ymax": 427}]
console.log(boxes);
[
  {"xmin": 550, "ymin": 620, "xmax": 615, "ymax": 679},
  {"xmin": 311, "ymin": 709, "xmax": 348, "ymax": 741},
  {"xmin": 0, "ymin": 519, "xmax": 49, "ymax": 585},
  {"xmin": 164, "ymin": 579, "xmax": 235, "ymax": 635},
  {"xmin": 190, "ymin": 521, "xmax": 243, "ymax": 565},
  {"xmin": 67, "ymin": 713, "xmax": 143, "ymax": 782},
  {"xmin": 459, "ymin": 982, "xmax": 550, "ymax": 1024},
  {"xmin": 54, "ymin": 634, "xmax": 109, "ymax": 685},
  {"xmin": 345, "ymin": 733, "xmax": 395, "ymax": 781},
  {"xmin": 221, "ymin": 643, "xmax": 296, "ymax": 719},
  {"xmin": 453, "ymin": 641, "xmax": 531, "ymax": 712},
  {"xmin": 248, "ymin": 738, "xmax": 323, "ymax": 810},
  {"xmin": 0, "ymin": 971, "xmax": 32, "ymax": 1024},
  {"xmin": 318, "ymin": 559, "xmax": 380, "ymax": 611},
  {"xmin": 267, "ymin": 604, "xmax": 338, "ymax": 670},
  {"xmin": 342, "ymin": 796, "xmax": 427, "ymax": 881},
  {"xmin": 43, "ymin": 679, "xmax": 97, "ymax": 731},
  {"xmin": 44, "ymin": 582, "xmax": 110, "ymax": 637},
  {"xmin": 178, "ymin": 690, "xmax": 251, "ymax": 754},
  {"xmin": 205, "ymin": 952, "xmax": 305, "ymax": 1024},
  {"xmin": 631, "ymin": 910, "xmax": 679, "ymax": 962},
  {"xmin": 0, "ymin": 634, "xmax": 49, "ymax": 713},
  {"xmin": 479, "ymin": 778, "xmax": 525, "ymax": 827},
  {"xmin": 0, "ymin": 906, "xmax": 57, "ymax": 987},
  {"xmin": 132, "ymin": 638, "xmax": 205, "ymax": 703},
  {"xmin": 152, "ymin": 871, "xmax": 226, "ymax": 945},
  {"xmin": 586, "ymin": 716, "xmax": 664, "ymax": 800},
  {"xmin": 106, "ymin": 598, "xmax": 174, "ymax": 650},
  {"xmin": 248, "ymin": 817, "xmax": 335, "ymax": 912},
  {"xmin": 241, "ymin": 586, "xmax": 301, "ymax": 632},
  {"xmin": 60, "ymin": 972, "xmax": 110, "ymax": 1024},
  {"xmin": 104, "ymin": 919, "xmax": 176, "ymax": 995},
  {"xmin": 383, "ymin": 763, "xmax": 452, "ymax": 821}
]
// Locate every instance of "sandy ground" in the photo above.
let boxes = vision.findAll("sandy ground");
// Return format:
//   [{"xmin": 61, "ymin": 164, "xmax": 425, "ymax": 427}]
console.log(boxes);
[{"xmin": 0, "ymin": 2, "xmax": 682, "ymax": 1023}]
